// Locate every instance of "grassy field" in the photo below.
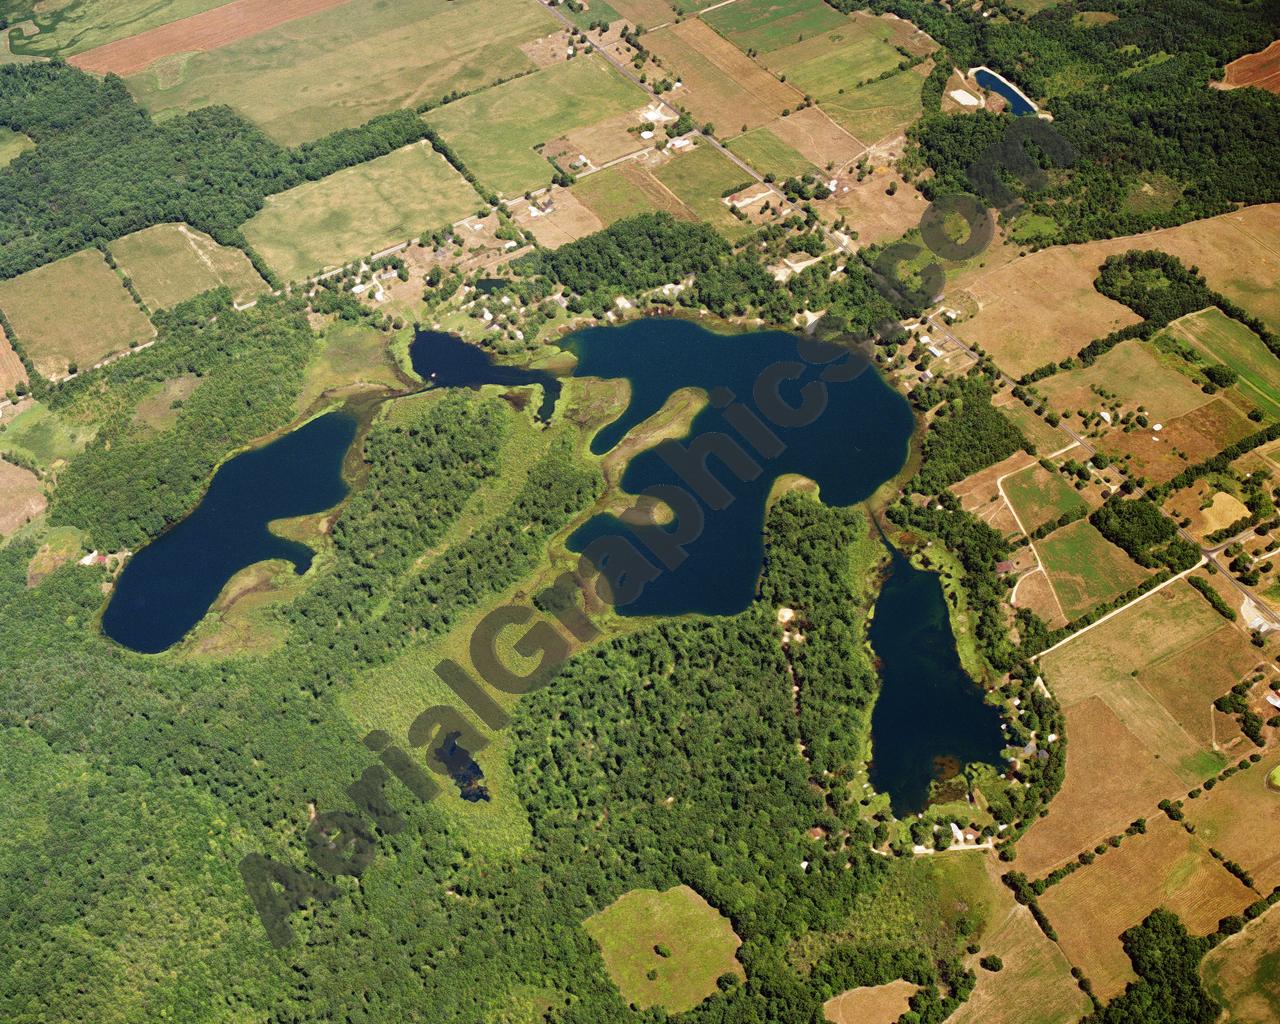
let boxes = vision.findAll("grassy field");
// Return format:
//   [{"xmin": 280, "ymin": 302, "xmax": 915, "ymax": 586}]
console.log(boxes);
[
  {"xmin": 1037, "ymin": 519, "xmax": 1149, "ymax": 620},
  {"xmin": 572, "ymin": 162, "xmax": 688, "ymax": 226},
  {"xmin": 726, "ymin": 125, "xmax": 816, "ymax": 178},
  {"xmin": 0, "ymin": 127, "xmax": 33, "ymax": 167},
  {"xmin": 702, "ymin": 0, "xmax": 847, "ymax": 54},
  {"xmin": 0, "ymin": 402, "xmax": 95, "ymax": 472},
  {"xmin": 1035, "ymin": 340, "xmax": 1211, "ymax": 425},
  {"xmin": 1202, "ymin": 903, "xmax": 1280, "ymax": 1024},
  {"xmin": 764, "ymin": 16, "xmax": 905, "ymax": 97},
  {"xmin": 0, "ymin": 459, "xmax": 44, "ymax": 535},
  {"xmin": 818, "ymin": 66, "xmax": 928, "ymax": 145},
  {"xmin": 132, "ymin": 373, "xmax": 199, "ymax": 433},
  {"xmin": 1040, "ymin": 817, "xmax": 1254, "ymax": 999},
  {"xmin": 127, "ymin": 0, "xmax": 556, "ymax": 145},
  {"xmin": 994, "ymin": 398, "xmax": 1074, "ymax": 455},
  {"xmin": 110, "ymin": 223, "xmax": 266, "ymax": 308},
  {"xmin": 0, "ymin": 325, "xmax": 25, "ymax": 393},
  {"xmin": 243, "ymin": 142, "xmax": 480, "ymax": 282},
  {"xmin": 654, "ymin": 143, "xmax": 753, "ymax": 239},
  {"xmin": 1002, "ymin": 464, "xmax": 1087, "ymax": 534},
  {"xmin": 6, "ymin": 0, "xmax": 226, "ymax": 58},
  {"xmin": 427, "ymin": 56, "xmax": 645, "ymax": 196},
  {"xmin": 1167, "ymin": 306, "xmax": 1280, "ymax": 420},
  {"xmin": 582, "ymin": 885, "xmax": 744, "ymax": 1013},
  {"xmin": 1184, "ymin": 751, "xmax": 1280, "ymax": 893},
  {"xmin": 0, "ymin": 249, "xmax": 154, "ymax": 378},
  {"xmin": 823, "ymin": 981, "xmax": 919, "ymax": 1024}
]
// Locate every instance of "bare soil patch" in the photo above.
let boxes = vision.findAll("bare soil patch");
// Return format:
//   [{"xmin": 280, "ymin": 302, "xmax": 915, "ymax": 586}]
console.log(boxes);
[
  {"xmin": 821, "ymin": 165, "xmax": 930, "ymax": 250},
  {"xmin": 823, "ymin": 980, "xmax": 919, "ymax": 1024},
  {"xmin": 70, "ymin": 0, "xmax": 354, "ymax": 76},
  {"xmin": 512, "ymin": 188, "xmax": 604, "ymax": 250},
  {"xmin": 1217, "ymin": 39, "xmax": 1280, "ymax": 95},
  {"xmin": 0, "ymin": 459, "xmax": 44, "ymax": 535}
]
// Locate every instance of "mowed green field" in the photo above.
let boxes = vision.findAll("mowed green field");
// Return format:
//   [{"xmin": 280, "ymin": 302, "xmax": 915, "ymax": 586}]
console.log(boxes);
[
  {"xmin": 1167, "ymin": 307, "xmax": 1280, "ymax": 420},
  {"xmin": 1038, "ymin": 519, "xmax": 1150, "ymax": 620},
  {"xmin": 702, "ymin": 0, "xmax": 847, "ymax": 54},
  {"xmin": 583, "ymin": 886, "xmax": 745, "ymax": 1013},
  {"xmin": 427, "ymin": 56, "xmax": 646, "ymax": 196},
  {"xmin": 654, "ymin": 144, "xmax": 753, "ymax": 239},
  {"xmin": 0, "ymin": 127, "xmax": 34, "ymax": 167},
  {"xmin": 127, "ymin": 0, "xmax": 556, "ymax": 145},
  {"xmin": 764, "ymin": 16, "xmax": 905, "ymax": 97},
  {"xmin": 5, "ymin": 0, "xmax": 225, "ymax": 58},
  {"xmin": 110, "ymin": 223, "xmax": 266, "ymax": 309},
  {"xmin": 818, "ymin": 67, "xmax": 928, "ymax": 144},
  {"xmin": 726, "ymin": 125, "xmax": 815, "ymax": 178},
  {"xmin": 0, "ymin": 249, "xmax": 153, "ymax": 377},
  {"xmin": 1003, "ymin": 464, "xmax": 1088, "ymax": 534},
  {"xmin": 243, "ymin": 142, "xmax": 481, "ymax": 282}
]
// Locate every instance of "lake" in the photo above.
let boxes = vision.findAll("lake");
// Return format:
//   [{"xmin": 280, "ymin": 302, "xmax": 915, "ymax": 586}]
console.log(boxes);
[
  {"xmin": 973, "ymin": 67, "xmax": 1037, "ymax": 116},
  {"xmin": 100, "ymin": 411, "xmax": 356, "ymax": 653},
  {"xmin": 867, "ymin": 539, "xmax": 1007, "ymax": 814},
  {"xmin": 409, "ymin": 329, "xmax": 560, "ymax": 421}
]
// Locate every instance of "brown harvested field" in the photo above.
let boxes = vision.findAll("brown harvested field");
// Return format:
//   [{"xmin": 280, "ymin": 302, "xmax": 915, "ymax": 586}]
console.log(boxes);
[
  {"xmin": 69, "ymin": 0, "xmax": 353, "ymax": 77},
  {"xmin": 1201, "ymin": 903, "xmax": 1280, "ymax": 1024},
  {"xmin": 1098, "ymin": 396, "xmax": 1256, "ymax": 485},
  {"xmin": 1015, "ymin": 696, "xmax": 1184, "ymax": 878},
  {"xmin": 544, "ymin": 106, "xmax": 653, "ymax": 170},
  {"xmin": 949, "ymin": 857, "xmax": 1091, "ymax": 1024},
  {"xmin": 1013, "ymin": 568, "xmax": 1067, "ymax": 628},
  {"xmin": 822, "ymin": 166, "xmax": 931, "ymax": 249},
  {"xmin": 1164, "ymin": 482, "xmax": 1252, "ymax": 543},
  {"xmin": 646, "ymin": 19, "xmax": 801, "ymax": 133},
  {"xmin": 513, "ymin": 189, "xmax": 604, "ymax": 249},
  {"xmin": 767, "ymin": 106, "xmax": 864, "ymax": 169},
  {"xmin": 1040, "ymin": 817, "xmax": 1255, "ymax": 1000},
  {"xmin": 611, "ymin": 0, "xmax": 676, "ymax": 27},
  {"xmin": 0, "ymin": 460, "xmax": 44, "ymax": 535},
  {"xmin": 1184, "ymin": 751, "xmax": 1280, "ymax": 893},
  {"xmin": 951, "ymin": 450, "xmax": 1035, "ymax": 537},
  {"xmin": 0, "ymin": 323, "xmax": 27, "ymax": 393},
  {"xmin": 1217, "ymin": 39, "xmax": 1280, "ymax": 95},
  {"xmin": 822, "ymin": 980, "xmax": 919, "ymax": 1024},
  {"xmin": 994, "ymin": 396, "xmax": 1075, "ymax": 455}
]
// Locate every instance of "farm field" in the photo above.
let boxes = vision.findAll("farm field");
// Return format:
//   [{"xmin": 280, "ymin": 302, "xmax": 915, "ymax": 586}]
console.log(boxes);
[
  {"xmin": 583, "ymin": 885, "xmax": 744, "ymax": 1013},
  {"xmin": 1039, "ymin": 817, "xmax": 1254, "ymax": 1000},
  {"xmin": 994, "ymin": 397, "xmax": 1074, "ymax": 454},
  {"xmin": 1217, "ymin": 39, "xmax": 1280, "ymax": 95},
  {"xmin": 653, "ymin": 143, "xmax": 753, "ymax": 239},
  {"xmin": 1183, "ymin": 751, "xmax": 1280, "ymax": 893},
  {"xmin": 1014, "ymin": 696, "xmax": 1184, "ymax": 878},
  {"xmin": 762, "ymin": 12, "xmax": 908, "ymax": 97},
  {"xmin": 1098, "ymin": 394, "xmax": 1256, "ymax": 485},
  {"xmin": 572, "ymin": 162, "xmax": 689, "ymax": 226},
  {"xmin": 0, "ymin": 249, "xmax": 154, "ymax": 378},
  {"xmin": 110, "ymin": 223, "xmax": 266, "ymax": 308},
  {"xmin": 766, "ymin": 106, "xmax": 864, "ymax": 169},
  {"xmin": 817, "ymin": 65, "xmax": 931, "ymax": 146},
  {"xmin": 0, "ymin": 325, "xmax": 26, "ymax": 393},
  {"xmin": 702, "ymin": 0, "xmax": 847, "ymax": 55},
  {"xmin": 822, "ymin": 981, "xmax": 919, "ymax": 1024},
  {"xmin": 0, "ymin": 459, "xmax": 45, "ymax": 536},
  {"xmin": 822, "ymin": 166, "xmax": 931, "ymax": 248},
  {"xmin": 7, "ymin": 0, "xmax": 227, "ymax": 59},
  {"xmin": 726, "ymin": 126, "xmax": 815, "ymax": 178},
  {"xmin": 427, "ymin": 56, "xmax": 645, "ymax": 196},
  {"xmin": 243, "ymin": 142, "xmax": 480, "ymax": 283},
  {"xmin": 645, "ymin": 18, "xmax": 801, "ymax": 133},
  {"xmin": 127, "ymin": 0, "xmax": 556, "ymax": 145},
  {"xmin": 1202, "ymin": 904, "xmax": 1280, "ymax": 1024},
  {"xmin": 609, "ymin": 0, "xmax": 675, "ymax": 28},
  {"xmin": 1165, "ymin": 306, "xmax": 1280, "ymax": 420},
  {"xmin": 0, "ymin": 127, "xmax": 33, "ymax": 167},
  {"xmin": 1036, "ymin": 519, "xmax": 1149, "ymax": 620},
  {"xmin": 1002, "ymin": 463, "xmax": 1087, "ymax": 534}
]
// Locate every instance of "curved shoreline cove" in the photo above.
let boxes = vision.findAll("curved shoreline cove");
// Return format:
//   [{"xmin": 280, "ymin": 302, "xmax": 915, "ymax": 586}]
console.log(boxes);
[
  {"xmin": 868, "ymin": 540, "xmax": 1007, "ymax": 814},
  {"xmin": 101, "ymin": 411, "xmax": 357, "ymax": 653},
  {"xmin": 409, "ymin": 328, "xmax": 561, "ymax": 421},
  {"xmin": 562, "ymin": 318, "xmax": 915, "ymax": 616}
]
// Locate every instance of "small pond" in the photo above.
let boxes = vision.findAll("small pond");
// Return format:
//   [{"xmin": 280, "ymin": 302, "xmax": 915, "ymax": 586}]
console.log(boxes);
[
  {"xmin": 409, "ymin": 329, "xmax": 560, "ymax": 422},
  {"xmin": 973, "ymin": 67, "xmax": 1037, "ymax": 116}
]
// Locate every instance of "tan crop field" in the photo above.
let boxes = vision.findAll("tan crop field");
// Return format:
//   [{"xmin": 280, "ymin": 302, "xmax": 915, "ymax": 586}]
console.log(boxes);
[
  {"xmin": 821, "ymin": 166, "xmax": 931, "ymax": 248},
  {"xmin": 1040, "ymin": 817, "xmax": 1254, "ymax": 1000},
  {"xmin": 0, "ymin": 323, "xmax": 27, "ymax": 393},
  {"xmin": 109, "ymin": 223, "xmax": 266, "ymax": 309},
  {"xmin": 1037, "ymin": 519, "xmax": 1149, "ymax": 620},
  {"xmin": 767, "ymin": 106, "xmax": 865, "ymax": 169},
  {"xmin": 1217, "ymin": 39, "xmax": 1280, "ymax": 95},
  {"xmin": 1015, "ymin": 696, "xmax": 1183, "ymax": 878},
  {"xmin": 1034, "ymin": 340, "xmax": 1211, "ymax": 425},
  {"xmin": 653, "ymin": 143, "xmax": 753, "ymax": 239},
  {"xmin": 1014, "ymin": 568, "xmax": 1067, "ymax": 628},
  {"xmin": 243, "ymin": 141, "xmax": 480, "ymax": 283},
  {"xmin": 823, "ymin": 980, "xmax": 919, "ymax": 1024},
  {"xmin": 610, "ymin": 0, "xmax": 675, "ymax": 28},
  {"xmin": 9, "ymin": 0, "xmax": 228, "ymax": 60},
  {"xmin": 572, "ymin": 161, "xmax": 693, "ymax": 227},
  {"xmin": 1184, "ymin": 751, "xmax": 1280, "ymax": 893},
  {"xmin": 515, "ymin": 189, "xmax": 604, "ymax": 249},
  {"xmin": 1201, "ymin": 903, "xmax": 1280, "ymax": 1024},
  {"xmin": 0, "ymin": 459, "xmax": 45, "ymax": 536},
  {"xmin": 127, "ymin": 0, "xmax": 556, "ymax": 145},
  {"xmin": 1098, "ymin": 395, "xmax": 1255, "ymax": 485},
  {"xmin": 646, "ymin": 18, "xmax": 801, "ymax": 133},
  {"xmin": 1002, "ymin": 463, "xmax": 1088, "ymax": 534},
  {"xmin": 0, "ymin": 250, "xmax": 154, "ymax": 378}
]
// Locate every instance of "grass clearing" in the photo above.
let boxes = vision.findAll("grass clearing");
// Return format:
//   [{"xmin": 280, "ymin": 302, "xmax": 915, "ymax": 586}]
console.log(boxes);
[
  {"xmin": 109, "ymin": 223, "xmax": 266, "ymax": 308},
  {"xmin": 0, "ymin": 249, "xmax": 154, "ymax": 378},
  {"xmin": 1202, "ymin": 903, "xmax": 1280, "ymax": 1024},
  {"xmin": 243, "ymin": 142, "xmax": 480, "ymax": 282},
  {"xmin": 427, "ymin": 56, "xmax": 645, "ymax": 196},
  {"xmin": 818, "ymin": 66, "xmax": 928, "ymax": 145},
  {"xmin": 571, "ymin": 162, "xmax": 687, "ymax": 226},
  {"xmin": 132, "ymin": 373, "xmax": 200, "ymax": 433},
  {"xmin": 0, "ymin": 459, "xmax": 44, "ymax": 536},
  {"xmin": 823, "ymin": 981, "xmax": 919, "ymax": 1024},
  {"xmin": 703, "ymin": 0, "xmax": 847, "ymax": 55},
  {"xmin": 1184, "ymin": 750, "xmax": 1280, "ymax": 893},
  {"xmin": 727, "ymin": 125, "xmax": 816, "ymax": 178},
  {"xmin": 654, "ymin": 143, "xmax": 754, "ymax": 239},
  {"xmin": 1035, "ymin": 340, "xmax": 1211, "ymax": 425},
  {"xmin": 1037, "ymin": 519, "xmax": 1149, "ymax": 620},
  {"xmin": 0, "ymin": 126, "xmax": 33, "ymax": 167},
  {"xmin": 127, "ymin": 0, "xmax": 556, "ymax": 145},
  {"xmin": 765, "ymin": 16, "xmax": 905, "ymax": 98},
  {"xmin": 1002, "ymin": 464, "xmax": 1087, "ymax": 534},
  {"xmin": 994, "ymin": 398, "xmax": 1074, "ymax": 455},
  {"xmin": 583, "ymin": 885, "xmax": 744, "ymax": 1013},
  {"xmin": 1166, "ymin": 306, "xmax": 1280, "ymax": 420},
  {"xmin": 0, "ymin": 402, "xmax": 94, "ymax": 472}
]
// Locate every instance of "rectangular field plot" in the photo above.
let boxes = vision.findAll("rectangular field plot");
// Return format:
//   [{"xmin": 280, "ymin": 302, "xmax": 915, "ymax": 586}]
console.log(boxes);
[
  {"xmin": 8, "ymin": 0, "xmax": 228, "ymax": 59},
  {"xmin": 1166, "ymin": 306, "xmax": 1280, "ymax": 420},
  {"xmin": 1037, "ymin": 519, "xmax": 1149, "ymax": 621},
  {"xmin": 1202, "ymin": 901, "xmax": 1280, "ymax": 1024},
  {"xmin": 653, "ymin": 144, "xmax": 754, "ymax": 240},
  {"xmin": 243, "ymin": 142, "xmax": 481, "ymax": 283},
  {"xmin": 1002, "ymin": 464, "xmax": 1087, "ymax": 534},
  {"xmin": 817, "ymin": 65, "xmax": 930, "ymax": 145},
  {"xmin": 646, "ymin": 19, "xmax": 801, "ymax": 133},
  {"xmin": 702, "ymin": 0, "xmax": 847, "ymax": 55},
  {"xmin": 763, "ymin": 14, "xmax": 906, "ymax": 95},
  {"xmin": 572, "ymin": 162, "xmax": 693, "ymax": 227},
  {"xmin": 1098, "ymin": 395, "xmax": 1256, "ymax": 486},
  {"xmin": 610, "ymin": 0, "xmax": 676, "ymax": 27},
  {"xmin": 0, "ymin": 250, "xmax": 153, "ymax": 378},
  {"xmin": 726, "ymin": 125, "xmax": 815, "ymax": 178},
  {"xmin": 127, "ymin": 0, "xmax": 556, "ymax": 145},
  {"xmin": 427, "ymin": 56, "xmax": 646, "ymax": 196},
  {"xmin": 0, "ymin": 324, "xmax": 26, "ymax": 394},
  {"xmin": 110, "ymin": 224, "xmax": 266, "ymax": 308},
  {"xmin": 994, "ymin": 398, "xmax": 1075, "ymax": 455},
  {"xmin": 1040, "ymin": 818, "xmax": 1254, "ymax": 1000},
  {"xmin": 1184, "ymin": 751, "xmax": 1280, "ymax": 893}
]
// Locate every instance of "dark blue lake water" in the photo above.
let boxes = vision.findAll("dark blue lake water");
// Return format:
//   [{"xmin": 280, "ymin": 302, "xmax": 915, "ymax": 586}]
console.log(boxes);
[
  {"xmin": 409, "ymin": 329, "xmax": 560, "ymax": 421},
  {"xmin": 100, "ymin": 411, "xmax": 356, "ymax": 653},
  {"xmin": 975, "ymin": 68, "xmax": 1036, "ymax": 115},
  {"xmin": 867, "ymin": 539, "xmax": 1007, "ymax": 814}
]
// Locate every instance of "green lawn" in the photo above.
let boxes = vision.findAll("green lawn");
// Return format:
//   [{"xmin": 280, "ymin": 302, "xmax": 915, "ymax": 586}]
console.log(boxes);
[
  {"xmin": 583, "ymin": 886, "xmax": 744, "ymax": 1013},
  {"xmin": 654, "ymin": 143, "xmax": 753, "ymax": 240},
  {"xmin": 1038, "ymin": 520, "xmax": 1150, "ymax": 620},
  {"xmin": 702, "ymin": 0, "xmax": 847, "ymax": 54},
  {"xmin": 1003, "ymin": 464, "xmax": 1088, "ymax": 534},
  {"xmin": 427, "ymin": 56, "xmax": 646, "ymax": 196},
  {"xmin": 0, "ymin": 126, "xmax": 34, "ymax": 167},
  {"xmin": 1168, "ymin": 306, "xmax": 1280, "ymax": 421},
  {"xmin": 243, "ymin": 142, "xmax": 481, "ymax": 282},
  {"xmin": 726, "ymin": 125, "xmax": 816, "ymax": 178}
]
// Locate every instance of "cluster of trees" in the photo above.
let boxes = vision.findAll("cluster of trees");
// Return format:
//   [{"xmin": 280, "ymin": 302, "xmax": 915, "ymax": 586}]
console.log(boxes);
[
  {"xmin": 911, "ymin": 374, "xmax": 1028, "ymax": 493},
  {"xmin": 1090, "ymin": 496, "xmax": 1200, "ymax": 572}
]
